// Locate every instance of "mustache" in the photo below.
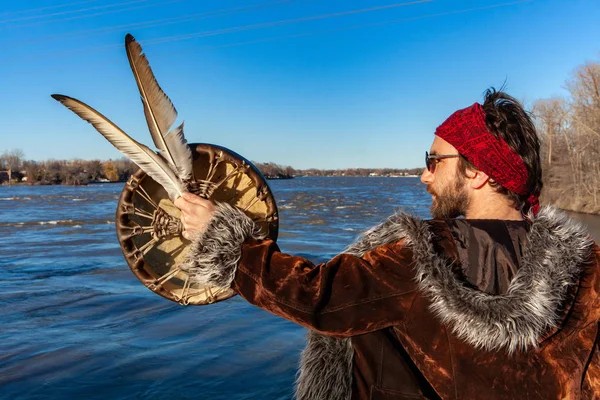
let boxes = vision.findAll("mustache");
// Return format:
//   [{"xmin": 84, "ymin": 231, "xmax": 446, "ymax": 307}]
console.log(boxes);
[{"xmin": 426, "ymin": 186, "xmax": 436, "ymax": 196}]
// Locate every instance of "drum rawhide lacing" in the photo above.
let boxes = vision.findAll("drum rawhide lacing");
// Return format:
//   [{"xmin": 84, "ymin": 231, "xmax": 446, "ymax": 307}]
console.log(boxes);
[
  {"xmin": 52, "ymin": 33, "xmax": 279, "ymax": 306},
  {"xmin": 151, "ymin": 207, "xmax": 182, "ymax": 240},
  {"xmin": 185, "ymin": 149, "xmax": 251, "ymax": 199},
  {"xmin": 118, "ymin": 175, "xmax": 183, "ymax": 241}
]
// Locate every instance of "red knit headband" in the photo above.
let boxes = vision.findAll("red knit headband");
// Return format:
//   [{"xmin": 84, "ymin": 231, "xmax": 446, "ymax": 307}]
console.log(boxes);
[{"xmin": 435, "ymin": 103, "xmax": 539, "ymax": 214}]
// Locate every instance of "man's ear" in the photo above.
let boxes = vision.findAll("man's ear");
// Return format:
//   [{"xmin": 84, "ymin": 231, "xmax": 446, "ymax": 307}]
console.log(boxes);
[{"xmin": 468, "ymin": 169, "xmax": 490, "ymax": 189}]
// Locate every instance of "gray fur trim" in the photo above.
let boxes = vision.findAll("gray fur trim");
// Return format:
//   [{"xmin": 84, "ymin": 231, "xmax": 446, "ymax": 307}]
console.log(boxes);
[
  {"xmin": 297, "ymin": 214, "xmax": 415, "ymax": 400},
  {"xmin": 406, "ymin": 206, "xmax": 594, "ymax": 353},
  {"xmin": 181, "ymin": 201, "xmax": 265, "ymax": 288},
  {"xmin": 343, "ymin": 212, "xmax": 416, "ymax": 258},
  {"xmin": 295, "ymin": 331, "xmax": 354, "ymax": 400}
]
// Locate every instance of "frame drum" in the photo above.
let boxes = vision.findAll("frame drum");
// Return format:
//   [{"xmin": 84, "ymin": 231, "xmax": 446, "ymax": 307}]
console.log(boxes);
[{"xmin": 115, "ymin": 143, "xmax": 278, "ymax": 305}]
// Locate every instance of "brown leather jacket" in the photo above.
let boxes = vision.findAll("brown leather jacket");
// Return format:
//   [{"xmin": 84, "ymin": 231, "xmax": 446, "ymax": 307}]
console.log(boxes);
[{"xmin": 184, "ymin": 205, "xmax": 600, "ymax": 400}]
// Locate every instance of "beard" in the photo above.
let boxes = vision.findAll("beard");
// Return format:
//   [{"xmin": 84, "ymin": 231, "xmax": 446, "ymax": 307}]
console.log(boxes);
[{"xmin": 428, "ymin": 175, "xmax": 469, "ymax": 219}]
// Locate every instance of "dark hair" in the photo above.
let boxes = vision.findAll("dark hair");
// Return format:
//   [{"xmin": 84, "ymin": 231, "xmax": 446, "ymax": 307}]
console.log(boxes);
[{"xmin": 457, "ymin": 88, "xmax": 543, "ymax": 213}]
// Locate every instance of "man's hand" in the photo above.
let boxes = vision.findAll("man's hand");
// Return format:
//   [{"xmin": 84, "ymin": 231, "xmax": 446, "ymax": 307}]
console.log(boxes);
[{"xmin": 173, "ymin": 192, "xmax": 217, "ymax": 240}]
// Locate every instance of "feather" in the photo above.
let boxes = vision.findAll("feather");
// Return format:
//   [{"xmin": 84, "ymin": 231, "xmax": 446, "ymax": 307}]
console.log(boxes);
[
  {"xmin": 162, "ymin": 122, "xmax": 193, "ymax": 179},
  {"xmin": 125, "ymin": 34, "xmax": 193, "ymax": 181},
  {"xmin": 51, "ymin": 94, "xmax": 185, "ymax": 200}
]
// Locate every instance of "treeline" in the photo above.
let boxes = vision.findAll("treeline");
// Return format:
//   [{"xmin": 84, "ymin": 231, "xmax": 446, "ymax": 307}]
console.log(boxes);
[
  {"xmin": 0, "ymin": 153, "xmax": 422, "ymax": 186},
  {"xmin": 252, "ymin": 162, "xmax": 423, "ymax": 178},
  {"xmin": 0, "ymin": 152, "xmax": 137, "ymax": 185},
  {"xmin": 296, "ymin": 167, "xmax": 423, "ymax": 177},
  {"xmin": 533, "ymin": 59, "xmax": 600, "ymax": 214},
  {"xmin": 252, "ymin": 161, "xmax": 423, "ymax": 178},
  {"xmin": 253, "ymin": 162, "xmax": 295, "ymax": 179}
]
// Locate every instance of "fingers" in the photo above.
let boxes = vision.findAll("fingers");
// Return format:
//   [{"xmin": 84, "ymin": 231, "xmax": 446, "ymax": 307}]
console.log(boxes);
[
  {"xmin": 183, "ymin": 191, "xmax": 212, "ymax": 207},
  {"xmin": 179, "ymin": 213, "xmax": 199, "ymax": 241},
  {"xmin": 174, "ymin": 192, "xmax": 216, "ymax": 240},
  {"xmin": 173, "ymin": 196, "xmax": 186, "ymax": 210},
  {"xmin": 175, "ymin": 192, "xmax": 215, "ymax": 214}
]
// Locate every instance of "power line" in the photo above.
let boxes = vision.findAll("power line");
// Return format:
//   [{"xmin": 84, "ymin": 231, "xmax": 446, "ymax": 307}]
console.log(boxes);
[
  {"xmin": 1, "ymin": 0, "xmax": 300, "ymax": 45},
  {"xmin": 144, "ymin": 0, "xmax": 432, "ymax": 46},
  {"xmin": 1, "ymin": 0, "xmax": 531, "ymax": 63},
  {"xmin": 0, "ymin": 0, "xmax": 188, "ymax": 30},
  {"xmin": 3, "ymin": 0, "xmax": 429, "ymax": 58},
  {"xmin": 186, "ymin": 0, "xmax": 533, "ymax": 53},
  {"xmin": 0, "ymin": 0, "xmax": 152, "ymax": 24},
  {"xmin": 0, "ymin": 1, "xmax": 423, "ymax": 60},
  {"xmin": 0, "ymin": 0, "xmax": 101, "ymax": 17}
]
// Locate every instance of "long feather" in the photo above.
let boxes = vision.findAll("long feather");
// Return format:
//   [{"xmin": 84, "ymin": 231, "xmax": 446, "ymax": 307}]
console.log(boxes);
[
  {"xmin": 51, "ymin": 94, "xmax": 184, "ymax": 200},
  {"xmin": 125, "ymin": 34, "xmax": 193, "ymax": 181}
]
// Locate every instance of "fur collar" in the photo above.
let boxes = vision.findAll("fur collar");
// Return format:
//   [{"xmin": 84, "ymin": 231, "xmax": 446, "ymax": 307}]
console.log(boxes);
[
  {"xmin": 342, "ymin": 205, "xmax": 593, "ymax": 353},
  {"xmin": 409, "ymin": 206, "xmax": 592, "ymax": 353}
]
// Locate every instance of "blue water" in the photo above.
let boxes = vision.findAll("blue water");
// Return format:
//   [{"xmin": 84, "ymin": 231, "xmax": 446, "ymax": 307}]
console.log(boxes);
[
  {"xmin": 0, "ymin": 177, "xmax": 431, "ymax": 400},
  {"xmin": 2, "ymin": 177, "xmax": 598, "ymax": 400}
]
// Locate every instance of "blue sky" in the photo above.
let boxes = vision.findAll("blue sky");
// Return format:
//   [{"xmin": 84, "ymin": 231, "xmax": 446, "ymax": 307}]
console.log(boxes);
[{"xmin": 1, "ymin": 0, "xmax": 599, "ymax": 169}]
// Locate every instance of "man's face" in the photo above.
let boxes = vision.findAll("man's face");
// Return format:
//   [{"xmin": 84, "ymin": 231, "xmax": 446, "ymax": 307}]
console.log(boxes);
[{"xmin": 421, "ymin": 136, "xmax": 470, "ymax": 219}]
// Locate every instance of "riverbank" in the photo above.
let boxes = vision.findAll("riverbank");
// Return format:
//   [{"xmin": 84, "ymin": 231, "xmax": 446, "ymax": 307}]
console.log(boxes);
[
  {"xmin": 542, "ymin": 188, "xmax": 600, "ymax": 216},
  {"xmin": 566, "ymin": 210, "xmax": 600, "ymax": 241},
  {"xmin": 548, "ymin": 198, "xmax": 600, "ymax": 216}
]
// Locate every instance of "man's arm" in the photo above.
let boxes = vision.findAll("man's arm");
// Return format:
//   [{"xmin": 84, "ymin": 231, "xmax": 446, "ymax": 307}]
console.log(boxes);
[
  {"xmin": 233, "ymin": 236, "xmax": 418, "ymax": 336},
  {"xmin": 180, "ymin": 200, "xmax": 419, "ymax": 337}
]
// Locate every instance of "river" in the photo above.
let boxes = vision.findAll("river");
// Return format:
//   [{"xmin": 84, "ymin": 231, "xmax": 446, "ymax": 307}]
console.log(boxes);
[{"xmin": 0, "ymin": 177, "xmax": 598, "ymax": 400}]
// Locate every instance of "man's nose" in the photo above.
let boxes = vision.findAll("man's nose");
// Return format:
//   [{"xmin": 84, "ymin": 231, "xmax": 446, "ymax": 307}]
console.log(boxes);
[{"xmin": 421, "ymin": 167, "xmax": 433, "ymax": 185}]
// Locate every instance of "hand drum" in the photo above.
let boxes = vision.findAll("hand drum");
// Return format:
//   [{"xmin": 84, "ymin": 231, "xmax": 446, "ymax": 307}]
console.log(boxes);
[{"xmin": 115, "ymin": 143, "xmax": 278, "ymax": 305}]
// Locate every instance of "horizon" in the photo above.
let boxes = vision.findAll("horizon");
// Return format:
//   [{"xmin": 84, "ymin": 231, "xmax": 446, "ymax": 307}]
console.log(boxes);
[
  {"xmin": 2, "ymin": 0, "xmax": 599, "ymax": 169},
  {"xmin": 0, "ymin": 153, "xmax": 425, "ymax": 171}
]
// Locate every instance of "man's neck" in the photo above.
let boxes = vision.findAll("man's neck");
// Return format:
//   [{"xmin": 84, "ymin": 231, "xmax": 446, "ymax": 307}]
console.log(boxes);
[{"xmin": 465, "ymin": 195, "xmax": 523, "ymax": 221}]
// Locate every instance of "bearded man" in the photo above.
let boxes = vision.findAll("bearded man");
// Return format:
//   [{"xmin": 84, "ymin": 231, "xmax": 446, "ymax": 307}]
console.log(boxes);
[{"xmin": 174, "ymin": 88, "xmax": 600, "ymax": 400}]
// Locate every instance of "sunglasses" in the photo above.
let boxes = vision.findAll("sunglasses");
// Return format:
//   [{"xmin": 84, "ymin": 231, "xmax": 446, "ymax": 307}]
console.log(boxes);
[{"xmin": 425, "ymin": 151, "xmax": 461, "ymax": 173}]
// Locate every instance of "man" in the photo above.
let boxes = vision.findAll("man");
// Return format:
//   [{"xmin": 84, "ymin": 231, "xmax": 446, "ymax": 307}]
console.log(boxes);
[{"xmin": 174, "ymin": 89, "xmax": 600, "ymax": 399}]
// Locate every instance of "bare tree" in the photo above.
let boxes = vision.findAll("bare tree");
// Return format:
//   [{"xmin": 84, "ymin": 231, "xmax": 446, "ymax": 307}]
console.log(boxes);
[
  {"xmin": 568, "ymin": 62, "xmax": 600, "ymax": 210},
  {"xmin": 0, "ymin": 149, "xmax": 25, "ymax": 184},
  {"xmin": 533, "ymin": 98, "xmax": 568, "ymax": 166},
  {"xmin": 533, "ymin": 60, "xmax": 600, "ymax": 212},
  {"xmin": 103, "ymin": 161, "xmax": 119, "ymax": 182}
]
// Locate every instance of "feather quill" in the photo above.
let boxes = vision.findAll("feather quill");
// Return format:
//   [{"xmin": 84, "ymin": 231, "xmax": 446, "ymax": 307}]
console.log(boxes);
[
  {"xmin": 51, "ymin": 94, "xmax": 185, "ymax": 200},
  {"xmin": 125, "ymin": 33, "xmax": 193, "ymax": 181}
]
